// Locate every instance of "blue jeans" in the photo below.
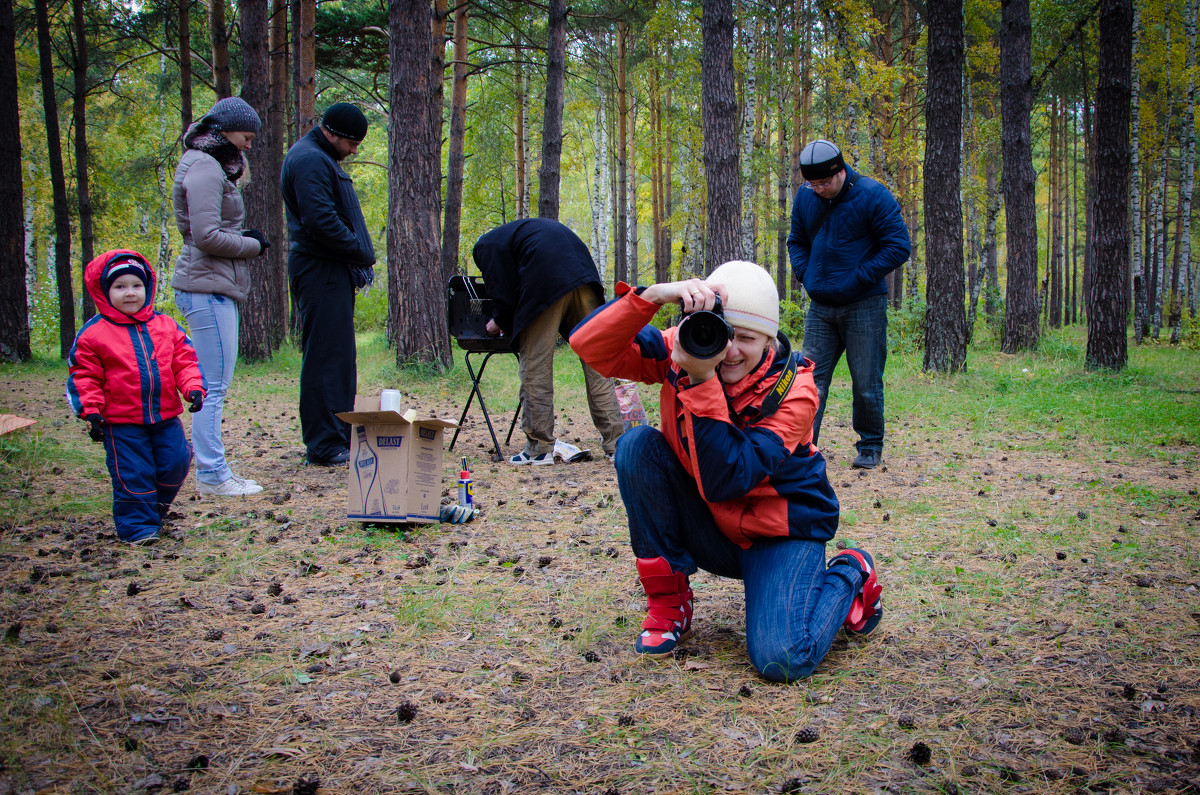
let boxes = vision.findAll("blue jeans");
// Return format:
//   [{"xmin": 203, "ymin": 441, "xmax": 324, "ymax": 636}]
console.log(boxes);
[
  {"xmin": 175, "ymin": 290, "xmax": 239, "ymax": 485},
  {"xmin": 104, "ymin": 418, "xmax": 191, "ymax": 542},
  {"xmin": 615, "ymin": 425, "xmax": 860, "ymax": 682},
  {"xmin": 801, "ymin": 294, "xmax": 888, "ymax": 453}
]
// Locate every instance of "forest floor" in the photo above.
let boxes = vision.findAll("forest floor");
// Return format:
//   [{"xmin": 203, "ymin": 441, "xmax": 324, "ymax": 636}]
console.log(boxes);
[{"xmin": 0, "ymin": 345, "xmax": 1198, "ymax": 795}]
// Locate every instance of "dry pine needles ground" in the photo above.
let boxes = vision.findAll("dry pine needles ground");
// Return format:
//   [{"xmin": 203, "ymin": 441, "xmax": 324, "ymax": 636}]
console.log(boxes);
[{"xmin": 0, "ymin": 366, "xmax": 1198, "ymax": 795}]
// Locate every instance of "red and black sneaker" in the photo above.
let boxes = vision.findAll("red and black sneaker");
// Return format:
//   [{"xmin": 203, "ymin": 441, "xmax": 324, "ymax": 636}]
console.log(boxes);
[{"xmin": 829, "ymin": 548, "xmax": 883, "ymax": 636}]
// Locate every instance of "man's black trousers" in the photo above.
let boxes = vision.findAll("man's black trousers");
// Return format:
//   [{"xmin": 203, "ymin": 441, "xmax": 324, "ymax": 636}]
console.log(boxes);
[{"xmin": 289, "ymin": 253, "xmax": 356, "ymax": 463}]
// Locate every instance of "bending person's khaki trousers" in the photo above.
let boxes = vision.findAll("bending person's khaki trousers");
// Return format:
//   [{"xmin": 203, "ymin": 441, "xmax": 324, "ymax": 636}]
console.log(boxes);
[{"xmin": 517, "ymin": 286, "xmax": 624, "ymax": 456}]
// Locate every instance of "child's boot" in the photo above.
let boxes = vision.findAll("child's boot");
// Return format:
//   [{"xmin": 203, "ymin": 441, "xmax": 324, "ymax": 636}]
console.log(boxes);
[{"xmin": 633, "ymin": 557, "xmax": 693, "ymax": 657}]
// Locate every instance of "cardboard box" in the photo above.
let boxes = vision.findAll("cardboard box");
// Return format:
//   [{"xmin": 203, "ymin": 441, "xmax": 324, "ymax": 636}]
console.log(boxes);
[{"xmin": 335, "ymin": 397, "xmax": 458, "ymax": 524}]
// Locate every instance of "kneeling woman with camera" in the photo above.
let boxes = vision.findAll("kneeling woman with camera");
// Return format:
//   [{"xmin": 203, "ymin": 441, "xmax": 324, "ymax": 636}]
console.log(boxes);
[{"xmin": 570, "ymin": 260, "xmax": 883, "ymax": 682}]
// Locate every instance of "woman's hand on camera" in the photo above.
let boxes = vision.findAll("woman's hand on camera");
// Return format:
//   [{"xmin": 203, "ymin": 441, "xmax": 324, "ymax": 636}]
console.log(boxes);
[{"xmin": 641, "ymin": 279, "xmax": 725, "ymax": 312}]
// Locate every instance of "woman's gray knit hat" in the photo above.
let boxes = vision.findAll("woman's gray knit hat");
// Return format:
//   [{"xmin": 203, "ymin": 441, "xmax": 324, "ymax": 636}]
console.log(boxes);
[{"xmin": 199, "ymin": 97, "xmax": 262, "ymax": 134}]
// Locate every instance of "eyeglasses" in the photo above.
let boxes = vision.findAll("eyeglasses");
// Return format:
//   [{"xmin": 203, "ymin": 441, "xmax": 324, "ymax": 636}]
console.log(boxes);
[{"xmin": 807, "ymin": 176, "xmax": 837, "ymax": 189}]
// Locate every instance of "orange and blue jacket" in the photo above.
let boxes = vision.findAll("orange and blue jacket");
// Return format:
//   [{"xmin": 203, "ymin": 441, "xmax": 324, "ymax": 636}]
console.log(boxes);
[
  {"xmin": 570, "ymin": 284, "xmax": 839, "ymax": 548},
  {"xmin": 67, "ymin": 250, "xmax": 207, "ymax": 425}
]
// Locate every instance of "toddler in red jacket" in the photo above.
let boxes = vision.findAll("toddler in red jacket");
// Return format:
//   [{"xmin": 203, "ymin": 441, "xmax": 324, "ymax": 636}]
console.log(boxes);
[{"xmin": 66, "ymin": 250, "xmax": 207, "ymax": 545}]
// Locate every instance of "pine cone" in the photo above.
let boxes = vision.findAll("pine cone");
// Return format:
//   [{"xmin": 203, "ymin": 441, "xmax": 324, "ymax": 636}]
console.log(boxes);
[
  {"xmin": 910, "ymin": 741, "xmax": 932, "ymax": 765},
  {"xmin": 897, "ymin": 713, "xmax": 916, "ymax": 729},
  {"xmin": 795, "ymin": 726, "xmax": 820, "ymax": 744}
]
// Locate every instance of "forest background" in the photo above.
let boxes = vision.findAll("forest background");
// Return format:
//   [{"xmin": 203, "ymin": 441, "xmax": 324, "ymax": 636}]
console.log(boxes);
[{"xmin": 0, "ymin": 0, "xmax": 1196, "ymax": 371}]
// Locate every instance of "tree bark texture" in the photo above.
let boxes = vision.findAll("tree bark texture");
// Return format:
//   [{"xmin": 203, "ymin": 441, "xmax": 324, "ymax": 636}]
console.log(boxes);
[
  {"xmin": 178, "ymin": 0, "xmax": 191, "ymax": 130},
  {"xmin": 701, "ymin": 0, "xmax": 742, "ymax": 271},
  {"xmin": 1086, "ymin": 0, "xmax": 1132, "ymax": 370},
  {"xmin": 210, "ymin": 0, "xmax": 230, "ymax": 99},
  {"xmin": 923, "ymin": 0, "xmax": 967, "ymax": 373},
  {"xmin": 537, "ymin": 0, "xmax": 566, "ymax": 220},
  {"xmin": 441, "ymin": 1, "xmax": 469, "ymax": 278},
  {"xmin": 388, "ymin": 0, "xmax": 449, "ymax": 367},
  {"xmin": 614, "ymin": 22, "xmax": 628, "ymax": 284},
  {"xmin": 237, "ymin": 0, "xmax": 276, "ymax": 361},
  {"xmin": 267, "ymin": 0, "xmax": 288, "ymax": 349},
  {"xmin": 999, "ymin": 0, "xmax": 1039, "ymax": 352},
  {"xmin": 35, "ymin": 0, "xmax": 74, "ymax": 358},
  {"xmin": 291, "ymin": 0, "xmax": 315, "ymax": 138},
  {"xmin": 0, "ymin": 0, "xmax": 29, "ymax": 361},
  {"xmin": 72, "ymin": 0, "xmax": 94, "ymax": 320}
]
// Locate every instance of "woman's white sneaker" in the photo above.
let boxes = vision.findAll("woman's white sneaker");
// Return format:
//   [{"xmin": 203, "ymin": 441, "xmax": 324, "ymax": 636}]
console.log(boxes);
[{"xmin": 199, "ymin": 475, "xmax": 264, "ymax": 496}]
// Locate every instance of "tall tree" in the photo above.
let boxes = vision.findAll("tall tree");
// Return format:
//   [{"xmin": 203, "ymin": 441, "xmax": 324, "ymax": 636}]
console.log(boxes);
[
  {"xmin": 292, "ymin": 0, "xmax": 316, "ymax": 137},
  {"xmin": 71, "ymin": 0, "xmax": 95, "ymax": 320},
  {"xmin": 701, "ymin": 0, "xmax": 741, "ymax": 270},
  {"xmin": 0, "ymin": 0, "xmax": 30, "ymax": 361},
  {"xmin": 537, "ymin": 0, "xmax": 567, "ymax": 220},
  {"xmin": 999, "ymin": 0, "xmax": 1039, "ymax": 352},
  {"xmin": 211, "ymin": 0, "xmax": 231, "ymax": 99},
  {"xmin": 178, "ymin": 0, "xmax": 192, "ymax": 129},
  {"xmin": 388, "ymin": 0, "xmax": 449, "ymax": 366},
  {"xmin": 923, "ymin": 0, "xmax": 967, "ymax": 373},
  {"xmin": 1172, "ymin": 0, "xmax": 1196, "ymax": 342},
  {"xmin": 442, "ymin": 0, "xmax": 469, "ymax": 277},
  {"xmin": 237, "ymin": 0, "xmax": 281, "ymax": 360},
  {"xmin": 1086, "ymin": 0, "xmax": 1133, "ymax": 370},
  {"xmin": 614, "ymin": 21, "xmax": 628, "ymax": 283},
  {"xmin": 35, "ymin": 0, "xmax": 74, "ymax": 358}
]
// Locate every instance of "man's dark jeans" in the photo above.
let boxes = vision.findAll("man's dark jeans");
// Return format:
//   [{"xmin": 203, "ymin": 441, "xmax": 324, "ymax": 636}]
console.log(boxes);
[{"xmin": 802, "ymin": 293, "xmax": 888, "ymax": 454}]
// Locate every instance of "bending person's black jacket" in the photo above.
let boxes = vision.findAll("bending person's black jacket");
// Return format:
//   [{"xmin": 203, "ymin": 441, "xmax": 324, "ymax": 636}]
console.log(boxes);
[
  {"xmin": 281, "ymin": 128, "xmax": 375, "ymax": 267},
  {"xmin": 472, "ymin": 218, "xmax": 604, "ymax": 344}
]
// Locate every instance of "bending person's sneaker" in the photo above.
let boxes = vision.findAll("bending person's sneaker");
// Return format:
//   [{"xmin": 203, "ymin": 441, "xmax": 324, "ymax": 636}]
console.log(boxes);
[
  {"xmin": 829, "ymin": 548, "xmax": 883, "ymax": 636},
  {"xmin": 509, "ymin": 449, "xmax": 554, "ymax": 465},
  {"xmin": 633, "ymin": 557, "xmax": 694, "ymax": 657}
]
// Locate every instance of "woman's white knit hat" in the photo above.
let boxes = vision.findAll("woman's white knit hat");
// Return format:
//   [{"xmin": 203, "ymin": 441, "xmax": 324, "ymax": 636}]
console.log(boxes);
[{"xmin": 705, "ymin": 260, "xmax": 779, "ymax": 338}]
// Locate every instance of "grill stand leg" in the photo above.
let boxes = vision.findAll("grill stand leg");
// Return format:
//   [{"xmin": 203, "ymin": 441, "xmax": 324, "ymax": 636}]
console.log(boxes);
[{"xmin": 449, "ymin": 351, "xmax": 511, "ymax": 463}]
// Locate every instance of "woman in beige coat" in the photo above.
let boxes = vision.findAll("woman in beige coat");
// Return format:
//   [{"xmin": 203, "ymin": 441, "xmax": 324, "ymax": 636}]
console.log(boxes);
[{"xmin": 172, "ymin": 97, "xmax": 268, "ymax": 497}]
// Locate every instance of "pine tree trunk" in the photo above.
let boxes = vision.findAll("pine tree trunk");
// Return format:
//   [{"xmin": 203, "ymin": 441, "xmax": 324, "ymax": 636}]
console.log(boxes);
[
  {"xmin": 35, "ymin": 0, "xmax": 74, "ymax": 358},
  {"xmin": 176, "ymin": 0, "xmax": 191, "ymax": 130},
  {"xmin": 537, "ymin": 0, "xmax": 566, "ymax": 220},
  {"xmin": 441, "ymin": 1, "xmax": 468, "ymax": 278},
  {"xmin": 1086, "ymin": 0, "xmax": 1132, "ymax": 371},
  {"xmin": 210, "ymin": 0, "xmax": 230, "ymax": 99},
  {"xmin": 292, "ymin": 0, "xmax": 315, "ymax": 138},
  {"xmin": 628, "ymin": 103, "xmax": 639, "ymax": 285},
  {"xmin": 1176, "ymin": 0, "xmax": 1197, "ymax": 338},
  {"xmin": 1050, "ymin": 95, "xmax": 1062, "ymax": 328},
  {"xmin": 0, "ymin": 0, "xmax": 29, "ymax": 361},
  {"xmin": 514, "ymin": 63, "xmax": 527, "ymax": 219},
  {"xmin": 615, "ymin": 22, "xmax": 628, "ymax": 285},
  {"xmin": 650, "ymin": 54, "xmax": 665, "ymax": 285},
  {"xmin": 923, "ymin": 0, "xmax": 966, "ymax": 373},
  {"xmin": 388, "ymin": 0, "xmax": 449, "ymax": 366},
  {"xmin": 775, "ymin": 11, "xmax": 789, "ymax": 301},
  {"xmin": 72, "ymin": 0, "xmax": 94, "ymax": 320},
  {"xmin": 1000, "ymin": 0, "xmax": 1039, "ymax": 352},
  {"xmin": 983, "ymin": 156, "xmax": 1001, "ymax": 321},
  {"xmin": 702, "ymin": 0, "xmax": 742, "ymax": 270},
  {"xmin": 237, "ymin": 0, "xmax": 273, "ymax": 361},
  {"xmin": 739, "ymin": 15, "xmax": 757, "ymax": 258},
  {"xmin": 267, "ymin": 0, "xmax": 287, "ymax": 350}
]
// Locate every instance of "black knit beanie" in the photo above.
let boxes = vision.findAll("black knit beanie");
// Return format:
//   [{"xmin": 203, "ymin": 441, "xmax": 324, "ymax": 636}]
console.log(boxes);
[
  {"xmin": 799, "ymin": 139, "xmax": 845, "ymax": 181},
  {"xmin": 321, "ymin": 102, "xmax": 369, "ymax": 142}
]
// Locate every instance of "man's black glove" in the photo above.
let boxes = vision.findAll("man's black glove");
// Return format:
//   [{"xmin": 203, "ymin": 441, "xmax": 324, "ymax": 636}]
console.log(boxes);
[
  {"xmin": 84, "ymin": 413, "xmax": 104, "ymax": 443},
  {"xmin": 187, "ymin": 390, "xmax": 204, "ymax": 413},
  {"xmin": 350, "ymin": 265, "xmax": 375, "ymax": 290},
  {"xmin": 242, "ymin": 229, "xmax": 270, "ymax": 255}
]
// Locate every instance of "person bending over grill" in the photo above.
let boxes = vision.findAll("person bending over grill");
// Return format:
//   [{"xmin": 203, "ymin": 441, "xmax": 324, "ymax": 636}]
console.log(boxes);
[
  {"xmin": 472, "ymin": 218, "xmax": 623, "ymax": 465},
  {"xmin": 569, "ymin": 260, "xmax": 883, "ymax": 682}
]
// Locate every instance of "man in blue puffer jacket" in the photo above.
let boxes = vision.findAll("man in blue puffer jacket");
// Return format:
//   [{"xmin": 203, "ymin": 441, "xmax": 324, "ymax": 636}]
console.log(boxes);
[{"xmin": 787, "ymin": 140, "xmax": 910, "ymax": 470}]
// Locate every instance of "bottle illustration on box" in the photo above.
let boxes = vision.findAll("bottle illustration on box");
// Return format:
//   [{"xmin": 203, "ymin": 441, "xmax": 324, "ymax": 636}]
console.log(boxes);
[{"xmin": 355, "ymin": 426, "xmax": 386, "ymax": 515}]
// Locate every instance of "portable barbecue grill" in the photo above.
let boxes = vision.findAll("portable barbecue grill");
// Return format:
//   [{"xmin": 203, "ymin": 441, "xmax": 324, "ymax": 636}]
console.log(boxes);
[{"xmin": 446, "ymin": 275, "xmax": 523, "ymax": 461}]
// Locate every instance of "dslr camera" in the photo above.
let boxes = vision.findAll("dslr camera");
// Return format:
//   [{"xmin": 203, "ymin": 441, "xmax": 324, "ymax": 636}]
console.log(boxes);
[{"xmin": 677, "ymin": 296, "xmax": 734, "ymax": 359}]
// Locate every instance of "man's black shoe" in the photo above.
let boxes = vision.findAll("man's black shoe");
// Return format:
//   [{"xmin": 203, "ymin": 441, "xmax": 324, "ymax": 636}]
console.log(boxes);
[
  {"xmin": 851, "ymin": 449, "xmax": 881, "ymax": 469},
  {"xmin": 307, "ymin": 449, "xmax": 350, "ymax": 466}
]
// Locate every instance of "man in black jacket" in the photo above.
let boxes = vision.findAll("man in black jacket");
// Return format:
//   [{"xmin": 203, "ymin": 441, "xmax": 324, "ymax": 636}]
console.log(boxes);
[
  {"xmin": 281, "ymin": 103, "xmax": 376, "ymax": 466},
  {"xmin": 473, "ymin": 218, "xmax": 623, "ymax": 464}
]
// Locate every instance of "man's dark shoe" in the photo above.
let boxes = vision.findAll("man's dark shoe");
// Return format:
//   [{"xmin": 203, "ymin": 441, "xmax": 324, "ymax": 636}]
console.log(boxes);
[
  {"xmin": 851, "ymin": 449, "xmax": 881, "ymax": 469},
  {"xmin": 307, "ymin": 449, "xmax": 350, "ymax": 466}
]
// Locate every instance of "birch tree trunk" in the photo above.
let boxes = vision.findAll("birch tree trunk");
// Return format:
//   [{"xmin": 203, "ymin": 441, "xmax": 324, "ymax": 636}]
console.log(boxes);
[
  {"xmin": 514, "ymin": 62, "xmax": 527, "ymax": 219},
  {"xmin": 739, "ymin": 15, "xmax": 757, "ymax": 258},
  {"xmin": 1087, "ymin": 0, "xmax": 1132, "ymax": 370},
  {"xmin": 0, "ymin": 0, "xmax": 29, "ymax": 361},
  {"xmin": 615, "ymin": 22, "xmax": 628, "ymax": 285},
  {"xmin": 1129, "ymin": 0, "xmax": 1141, "ymax": 333},
  {"xmin": 1172, "ymin": 0, "xmax": 1196, "ymax": 343}
]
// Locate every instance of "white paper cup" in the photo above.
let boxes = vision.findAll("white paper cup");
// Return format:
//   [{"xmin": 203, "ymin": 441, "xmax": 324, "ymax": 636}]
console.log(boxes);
[{"xmin": 380, "ymin": 389, "xmax": 402, "ymax": 413}]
